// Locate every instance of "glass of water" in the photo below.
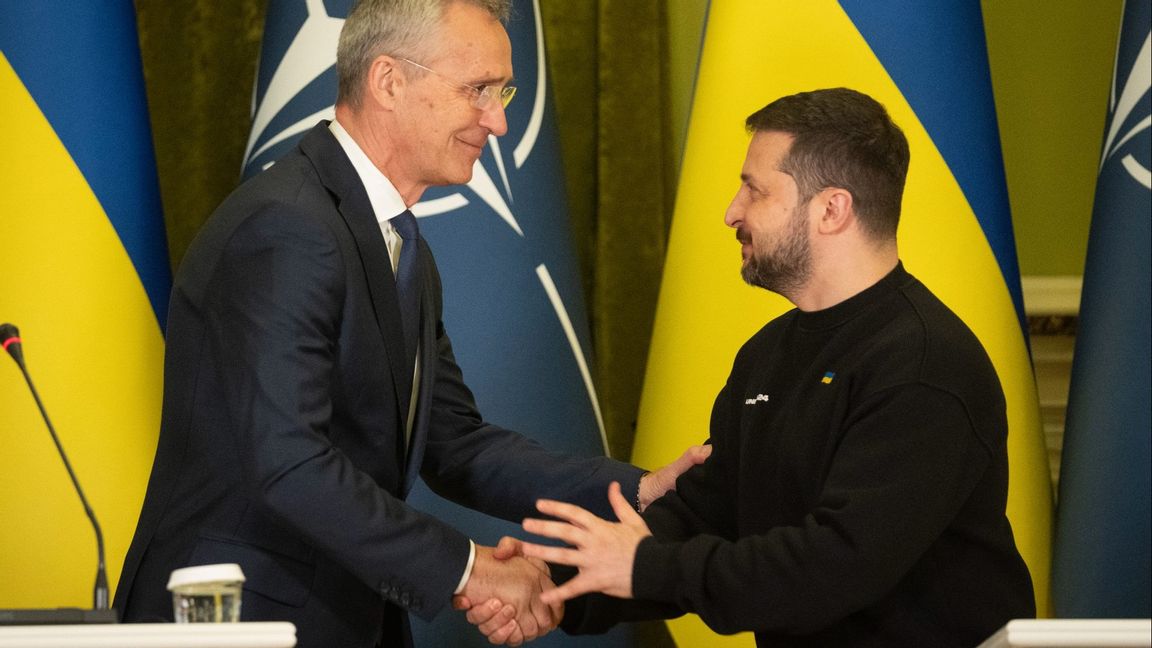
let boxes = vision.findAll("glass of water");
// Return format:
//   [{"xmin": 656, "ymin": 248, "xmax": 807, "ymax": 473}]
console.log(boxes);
[{"xmin": 167, "ymin": 563, "xmax": 246, "ymax": 623}]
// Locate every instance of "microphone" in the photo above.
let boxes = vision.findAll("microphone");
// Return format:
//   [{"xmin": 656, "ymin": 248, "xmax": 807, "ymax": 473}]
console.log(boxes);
[
  {"xmin": 1, "ymin": 323, "xmax": 24, "ymax": 365},
  {"xmin": 1, "ymin": 323, "xmax": 112, "ymax": 617}
]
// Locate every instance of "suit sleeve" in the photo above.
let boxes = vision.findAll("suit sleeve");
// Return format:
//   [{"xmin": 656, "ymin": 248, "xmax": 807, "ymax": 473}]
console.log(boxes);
[
  {"xmin": 414, "ymin": 250, "xmax": 644, "ymax": 523},
  {"xmin": 215, "ymin": 206, "xmax": 469, "ymax": 620}
]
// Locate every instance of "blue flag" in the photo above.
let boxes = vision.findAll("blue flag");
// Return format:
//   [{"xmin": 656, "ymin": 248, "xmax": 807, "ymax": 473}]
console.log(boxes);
[
  {"xmin": 244, "ymin": 2, "xmax": 634, "ymax": 645},
  {"xmin": 1052, "ymin": 0, "xmax": 1151, "ymax": 618}
]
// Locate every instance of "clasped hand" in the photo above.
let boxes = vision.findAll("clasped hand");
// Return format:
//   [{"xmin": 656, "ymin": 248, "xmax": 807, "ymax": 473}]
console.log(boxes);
[{"xmin": 457, "ymin": 543, "xmax": 562, "ymax": 646}]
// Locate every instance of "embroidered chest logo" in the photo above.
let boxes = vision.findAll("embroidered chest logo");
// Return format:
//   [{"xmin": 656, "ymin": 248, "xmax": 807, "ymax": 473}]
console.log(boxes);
[
  {"xmin": 744, "ymin": 393, "xmax": 771, "ymax": 405},
  {"xmin": 821, "ymin": 371, "xmax": 836, "ymax": 384}
]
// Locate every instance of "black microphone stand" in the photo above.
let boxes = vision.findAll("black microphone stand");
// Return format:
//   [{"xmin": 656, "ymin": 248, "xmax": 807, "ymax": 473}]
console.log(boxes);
[{"xmin": 0, "ymin": 324, "xmax": 116, "ymax": 625}]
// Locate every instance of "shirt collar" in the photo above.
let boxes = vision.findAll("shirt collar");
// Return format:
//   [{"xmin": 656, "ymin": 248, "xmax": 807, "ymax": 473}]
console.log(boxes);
[{"xmin": 329, "ymin": 119, "xmax": 408, "ymax": 224}]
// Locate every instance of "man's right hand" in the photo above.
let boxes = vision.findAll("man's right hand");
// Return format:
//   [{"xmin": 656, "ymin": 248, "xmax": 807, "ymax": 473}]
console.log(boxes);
[
  {"xmin": 453, "ymin": 594, "xmax": 523, "ymax": 645},
  {"xmin": 459, "ymin": 542, "xmax": 562, "ymax": 645}
]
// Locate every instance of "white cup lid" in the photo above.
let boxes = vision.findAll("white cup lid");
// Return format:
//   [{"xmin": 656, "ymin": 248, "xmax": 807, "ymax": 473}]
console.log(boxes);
[{"xmin": 167, "ymin": 563, "xmax": 246, "ymax": 590}]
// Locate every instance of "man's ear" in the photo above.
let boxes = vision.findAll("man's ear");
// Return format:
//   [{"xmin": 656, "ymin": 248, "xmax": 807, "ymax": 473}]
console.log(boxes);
[
  {"xmin": 816, "ymin": 187, "xmax": 854, "ymax": 235},
  {"xmin": 366, "ymin": 55, "xmax": 402, "ymax": 109}
]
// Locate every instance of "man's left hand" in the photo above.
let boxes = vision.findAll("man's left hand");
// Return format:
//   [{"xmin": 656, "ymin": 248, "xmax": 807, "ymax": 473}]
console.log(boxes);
[
  {"xmin": 520, "ymin": 482, "xmax": 652, "ymax": 605},
  {"xmin": 637, "ymin": 443, "xmax": 711, "ymax": 512}
]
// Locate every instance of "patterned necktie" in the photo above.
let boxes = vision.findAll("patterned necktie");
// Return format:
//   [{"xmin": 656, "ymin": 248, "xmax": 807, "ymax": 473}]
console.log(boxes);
[{"xmin": 391, "ymin": 210, "xmax": 421, "ymax": 370}]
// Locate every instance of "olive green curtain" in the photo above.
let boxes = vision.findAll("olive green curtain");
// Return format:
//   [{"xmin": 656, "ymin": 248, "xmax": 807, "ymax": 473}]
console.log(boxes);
[
  {"xmin": 544, "ymin": 1, "xmax": 677, "ymax": 461},
  {"xmin": 135, "ymin": 0, "xmax": 677, "ymax": 466},
  {"xmin": 135, "ymin": 0, "xmax": 265, "ymax": 266}
]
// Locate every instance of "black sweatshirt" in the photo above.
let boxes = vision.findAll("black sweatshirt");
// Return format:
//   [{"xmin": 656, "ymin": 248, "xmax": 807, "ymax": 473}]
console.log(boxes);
[{"xmin": 565, "ymin": 263, "xmax": 1035, "ymax": 647}]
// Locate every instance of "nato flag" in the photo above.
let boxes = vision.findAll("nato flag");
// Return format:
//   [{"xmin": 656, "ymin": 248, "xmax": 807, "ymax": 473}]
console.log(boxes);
[{"xmin": 1052, "ymin": 0, "xmax": 1151, "ymax": 619}]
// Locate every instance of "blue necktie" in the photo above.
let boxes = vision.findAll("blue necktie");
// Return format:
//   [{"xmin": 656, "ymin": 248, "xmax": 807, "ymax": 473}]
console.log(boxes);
[{"xmin": 392, "ymin": 210, "xmax": 421, "ymax": 371}]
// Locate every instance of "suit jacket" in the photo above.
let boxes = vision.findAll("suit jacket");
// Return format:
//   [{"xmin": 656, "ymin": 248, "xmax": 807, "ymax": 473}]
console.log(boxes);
[{"xmin": 114, "ymin": 123, "xmax": 641, "ymax": 648}]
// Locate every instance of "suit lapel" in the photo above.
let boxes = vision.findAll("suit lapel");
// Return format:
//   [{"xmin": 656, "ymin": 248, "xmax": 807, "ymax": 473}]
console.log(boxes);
[{"xmin": 298, "ymin": 123, "xmax": 415, "ymax": 437}]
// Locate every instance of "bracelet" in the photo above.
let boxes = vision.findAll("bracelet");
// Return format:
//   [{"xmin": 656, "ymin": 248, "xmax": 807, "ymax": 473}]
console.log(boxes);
[{"xmin": 636, "ymin": 471, "xmax": 650, "ymax": 511}]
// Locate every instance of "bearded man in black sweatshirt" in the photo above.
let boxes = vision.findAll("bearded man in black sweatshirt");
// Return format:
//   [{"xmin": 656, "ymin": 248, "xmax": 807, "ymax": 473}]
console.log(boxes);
[{"xmin": 460, "ymin": 87, "xmax": 1036, "ymax": 648}]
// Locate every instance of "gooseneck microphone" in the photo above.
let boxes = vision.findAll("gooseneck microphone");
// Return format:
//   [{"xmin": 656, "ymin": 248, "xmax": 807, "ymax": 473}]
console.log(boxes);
[{"xmin": 1, "ymin": 323, "xmax": 110, "ymax": 612}]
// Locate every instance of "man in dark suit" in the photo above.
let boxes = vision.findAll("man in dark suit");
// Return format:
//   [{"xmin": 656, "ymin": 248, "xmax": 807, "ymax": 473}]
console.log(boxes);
[{"xmin": 113, "ymin": 1, "xmax": 706, "ymax": 646}]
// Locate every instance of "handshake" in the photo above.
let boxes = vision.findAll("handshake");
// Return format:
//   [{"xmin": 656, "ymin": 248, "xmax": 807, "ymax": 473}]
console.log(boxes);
[
  {"xmin": 453, "ymin": 445, "xmax": 711, "ymax": 646},
  {"xmin": 452, "ymin": 536, "xmax": 562, "ymax": 646}
]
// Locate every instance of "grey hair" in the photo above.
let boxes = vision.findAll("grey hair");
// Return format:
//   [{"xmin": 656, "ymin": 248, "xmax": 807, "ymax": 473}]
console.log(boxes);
[{"xmin": 336, "ymin": 0, "xmax": 512, "ymax": 108}]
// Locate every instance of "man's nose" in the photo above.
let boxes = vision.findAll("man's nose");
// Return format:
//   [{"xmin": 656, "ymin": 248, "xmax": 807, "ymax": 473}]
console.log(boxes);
[{"xmin": 479, "ymin": 100, "xmax": 509, "ymax": 137}]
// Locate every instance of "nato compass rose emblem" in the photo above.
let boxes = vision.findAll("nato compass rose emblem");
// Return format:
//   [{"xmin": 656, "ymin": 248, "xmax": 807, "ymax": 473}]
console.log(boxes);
[
  {"xmin": 242, "ymin": 0, "xmax": 546, "ymax": 232},
  {"xmin": 241, "ymin": 0, "xmax": 609, "ymax": 447},
  {"xmin": 1099, "ymin": 25, "xmax": 1151, "ymax": 190}
]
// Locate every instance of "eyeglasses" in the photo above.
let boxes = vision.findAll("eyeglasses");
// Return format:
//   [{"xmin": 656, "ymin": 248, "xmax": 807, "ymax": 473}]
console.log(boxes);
[{"xmin": 399, "ymin": 58, "xmax": 517, "ymax": 110}]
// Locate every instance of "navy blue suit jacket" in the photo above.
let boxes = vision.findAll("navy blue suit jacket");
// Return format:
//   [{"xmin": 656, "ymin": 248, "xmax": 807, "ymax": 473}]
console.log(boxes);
[{"xmin": 114, "ymin": 123, "xmax": 641, "ymax": 648}]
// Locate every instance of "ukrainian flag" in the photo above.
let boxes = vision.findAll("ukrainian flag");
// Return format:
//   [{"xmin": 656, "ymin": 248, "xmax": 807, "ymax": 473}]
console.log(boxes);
[
  {"xmin": 0, "ymin": 3, "xmax": 169, "ymax": 608},
  {"xmin": 632, "ymin": 2, "xmax": 1052, "ymax": 644}
]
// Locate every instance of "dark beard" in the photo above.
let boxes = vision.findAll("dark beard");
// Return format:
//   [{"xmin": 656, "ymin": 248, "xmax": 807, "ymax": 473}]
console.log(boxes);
[{"xmin": 740, "ymin": 207, "xmax": 812, "ymax": 295}]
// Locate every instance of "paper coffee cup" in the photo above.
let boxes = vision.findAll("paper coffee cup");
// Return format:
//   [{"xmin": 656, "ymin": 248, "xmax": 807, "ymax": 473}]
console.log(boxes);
[{"xmin": 167, "ymin": 563, "xmax": 246, "ymax": 623}]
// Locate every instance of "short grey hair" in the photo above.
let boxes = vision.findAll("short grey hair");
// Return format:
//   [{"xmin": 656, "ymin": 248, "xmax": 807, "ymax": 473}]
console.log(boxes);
[{"xmin": 336, "ymin": 0, "xmax": 512, "ymax": 108}]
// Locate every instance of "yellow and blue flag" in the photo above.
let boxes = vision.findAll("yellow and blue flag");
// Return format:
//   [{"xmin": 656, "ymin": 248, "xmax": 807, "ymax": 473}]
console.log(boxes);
[
  {"xmin": 1052, "ymin": 0, "xmax": 1150, "ymax": 618},
  {"xmin": 0, "ymin": 2, "xmax": 170, "ymax": 608},
  {"xmin": 244, "ymin": 1, "xmax": 633, "ymax": 645},
  {"xmin": 632, "ymin": 2, "xmax": 1053, "ymax": 644}
]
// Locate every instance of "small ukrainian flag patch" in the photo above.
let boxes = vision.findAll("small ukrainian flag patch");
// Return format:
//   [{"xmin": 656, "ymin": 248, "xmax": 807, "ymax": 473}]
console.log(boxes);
[{"xmin": 821, "ymin": 372, "xmax": 835, "ymax": 384}]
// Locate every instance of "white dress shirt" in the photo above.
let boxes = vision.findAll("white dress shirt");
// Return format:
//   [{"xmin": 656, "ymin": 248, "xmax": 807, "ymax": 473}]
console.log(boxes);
[{"xmin": 328, "ymin": 119, "xmax": 476, "ymax": 595}]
